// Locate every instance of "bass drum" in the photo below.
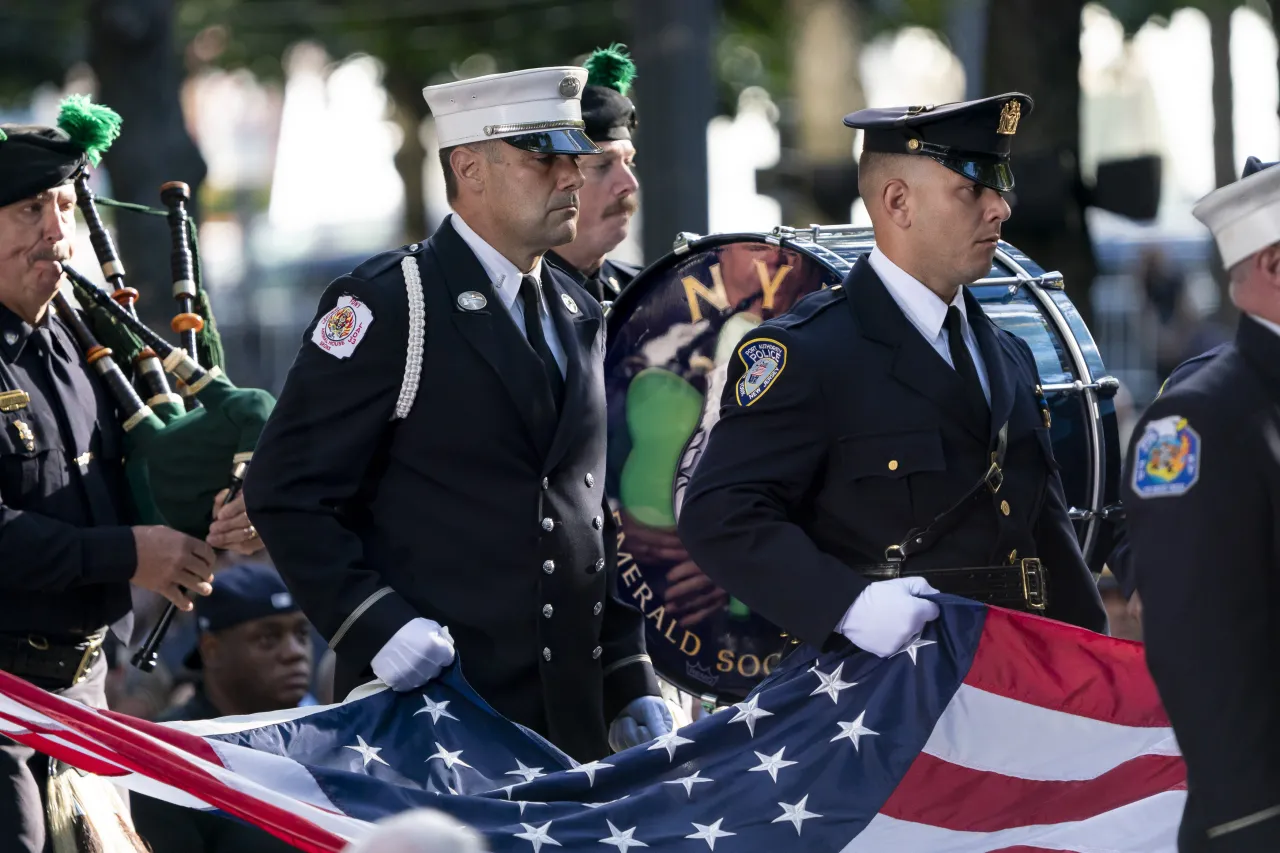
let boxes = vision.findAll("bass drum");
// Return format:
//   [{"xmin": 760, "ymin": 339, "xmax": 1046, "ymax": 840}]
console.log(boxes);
[{"xmin": 604, "ymin": 226, "xmax": 1121, "ymax": 705}]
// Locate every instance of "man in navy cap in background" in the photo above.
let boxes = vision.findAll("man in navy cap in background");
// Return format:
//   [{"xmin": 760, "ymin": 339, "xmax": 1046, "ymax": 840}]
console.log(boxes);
[
  {"xmin": 246, "ymin": 66, "xmax": 669, "ymax": 762},
  {"xmin": 546, "ymin": 44, "xmax": 642, "ymax": 304},
  {"xmin": 679, "ymin": 94, "xmax": 1106, "ymax": 662},
  {"xmin": 131, "ymin": 562, "xmax": 311, "ymax": 853}
]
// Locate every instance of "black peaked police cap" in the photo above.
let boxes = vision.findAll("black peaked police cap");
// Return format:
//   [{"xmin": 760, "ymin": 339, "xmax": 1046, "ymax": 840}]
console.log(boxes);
[{"xmin": 844, "ymin": 93, "xmax": 1033, "ymax": 192}]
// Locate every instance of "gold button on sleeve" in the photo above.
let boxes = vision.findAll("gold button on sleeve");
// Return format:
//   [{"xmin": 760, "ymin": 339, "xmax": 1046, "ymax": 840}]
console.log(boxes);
[
  {"xmin": 1000, "ymin": 500, "xmax": 1011, "ymax": 516},
  {"xmin": 888, "ymin": 460, "xmax": 899, "ymax": 471}
]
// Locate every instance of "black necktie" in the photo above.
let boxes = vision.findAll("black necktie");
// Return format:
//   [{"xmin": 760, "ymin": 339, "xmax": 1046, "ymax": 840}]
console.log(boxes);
[
  {"xmin": 519, "ymin": 275, "xmax": 565, "ymax": 409},
  {"xmin": 945, "ymin": 305, "xmax": 988, "ymax": 421}
]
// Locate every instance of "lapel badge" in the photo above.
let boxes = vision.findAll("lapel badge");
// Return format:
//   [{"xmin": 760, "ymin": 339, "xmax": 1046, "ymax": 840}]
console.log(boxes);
[
  {"xmin": 998, "ymin": 100, "xmax": 1022, "ymax": 135},
  {"xmin": 12, "ymin": 420, "xmax": 34, "ymax": 452},
  {"xmin": 561, "ymin": 293, "xmax": 580, "ymax": 315},
  {"xmin": 457, "ymin": 291, "xmax": 488, "ymax": 311},
  {"xmin": 0, "ymin": 390, "xmax": 29, "ymax": 413},
  {"xmin": 3, "ymin": 331, "xmax": 17, "ymax": 346}
]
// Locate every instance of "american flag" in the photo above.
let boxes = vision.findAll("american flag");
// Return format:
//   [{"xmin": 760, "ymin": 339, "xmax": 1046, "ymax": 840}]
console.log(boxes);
[{"xmin": 0, "ymin": 598, "xmax": 1185, "ymax": 852}]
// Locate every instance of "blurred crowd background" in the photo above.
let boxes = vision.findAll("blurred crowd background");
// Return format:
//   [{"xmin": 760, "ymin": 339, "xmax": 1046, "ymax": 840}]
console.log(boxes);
[{"xmin": 3, "ymin": 0, "xmax": 1278, "ymax": 709}]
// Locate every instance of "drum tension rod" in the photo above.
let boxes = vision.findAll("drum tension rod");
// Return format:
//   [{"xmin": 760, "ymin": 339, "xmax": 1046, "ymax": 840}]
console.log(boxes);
[
  {"xmin": 1039, "ymin": 376, "xmax": 1121, "ymax": 399},
  {"xmin": 1068, "ymin": 504, "xmax": 1125, "ymax": 522}
]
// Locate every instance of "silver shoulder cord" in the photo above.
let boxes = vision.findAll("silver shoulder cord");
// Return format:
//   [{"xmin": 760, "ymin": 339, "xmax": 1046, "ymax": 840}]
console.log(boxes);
[{"xmin": 392, "ymin": 255, "xmax": 425, "ymax": 420}]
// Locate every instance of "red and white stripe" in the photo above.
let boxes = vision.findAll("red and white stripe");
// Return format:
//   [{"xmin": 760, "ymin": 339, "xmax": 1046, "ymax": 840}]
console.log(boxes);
[
  {"xmin": 846, "ymin": 608, "xmax": 1186, "ymax": 852},
  {"xmin": 0, "ymin": 670, "xmax": 372, "ymax": 853}
]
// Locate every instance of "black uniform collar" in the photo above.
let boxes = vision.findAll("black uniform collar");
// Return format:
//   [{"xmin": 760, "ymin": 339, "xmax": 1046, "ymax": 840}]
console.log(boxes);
[
  {"xmin": 1237, "ymin": 314, "xmax": 1280, "ymax": 392},
  {"xmin": 0, "ymin": 302, "xmax": 75, "ymax": 363},
  {"xmin": 0, "ymin": 302, "xmax": 37, "ymax": 360}
]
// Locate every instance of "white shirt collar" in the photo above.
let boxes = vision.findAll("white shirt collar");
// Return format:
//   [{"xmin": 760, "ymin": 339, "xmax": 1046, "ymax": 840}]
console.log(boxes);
[
  {"xmin": 450, "ymin": 213, "xmax": 543, "ymax": 310},
  {"xmin": 1249, "ymin": 313, "xmax": 1280, "ymax": 341},
  {"xmin": 867, "ymin": 246, "xmax": 967, "ymax": 342}
]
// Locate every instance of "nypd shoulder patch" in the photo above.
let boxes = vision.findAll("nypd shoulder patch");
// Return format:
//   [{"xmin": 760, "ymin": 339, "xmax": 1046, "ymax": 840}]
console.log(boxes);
[
  {"xmin": 735, "ymin": 337, "xmax": 787, "ymax": 407},
  {"xmin": 1131, "ymin": 414, "xmax": 1201, "ymax": 498},
  {"xmin": 312, "ymin": 294, "xmax": 374, "ymax": 359}
]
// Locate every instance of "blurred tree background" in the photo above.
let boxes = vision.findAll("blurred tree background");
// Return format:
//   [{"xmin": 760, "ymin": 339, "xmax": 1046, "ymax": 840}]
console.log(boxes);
[{"xmin": 0, "ymin": 0, "xmax": 1275, "ymax": 338}]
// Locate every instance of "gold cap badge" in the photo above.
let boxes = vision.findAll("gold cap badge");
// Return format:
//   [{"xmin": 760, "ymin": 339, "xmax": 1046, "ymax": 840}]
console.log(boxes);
[{"xmin": 997, "ymin": 100, "xmax": 1021, "ymax": 136}]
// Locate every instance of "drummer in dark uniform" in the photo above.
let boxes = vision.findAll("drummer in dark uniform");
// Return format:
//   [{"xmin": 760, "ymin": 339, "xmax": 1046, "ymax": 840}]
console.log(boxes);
[
  {"xmin": 244, "ymin": 66, "xmax": 670, "ymax": 762},
  {"xmin": 545, "ymin": 45, "xmax": 641, "ymax": 304},
  {"xmin": 1122, "ymin": 157, "xmax": 1280, "ymax": 852},
  {"xmin": 677, "ymin": 94, "xmax": 1107, "ymax": 659},
  {"xmin": 0, "ymin": 107, "xmax": 219, "ymax": 851}
]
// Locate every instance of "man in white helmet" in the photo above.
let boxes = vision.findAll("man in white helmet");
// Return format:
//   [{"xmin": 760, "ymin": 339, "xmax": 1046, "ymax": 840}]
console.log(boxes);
[
  {"xmin": 1122, "ymin": 156, "xmax": 1280, "ymax": 853},
  {"xmin": 246, "ymin": 66, "xmax": 670, "ymax": 762}
]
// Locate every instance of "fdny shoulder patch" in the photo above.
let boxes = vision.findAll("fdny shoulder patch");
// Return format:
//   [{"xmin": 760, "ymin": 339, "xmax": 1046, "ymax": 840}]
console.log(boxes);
[
  {"xmin": 735, "ymin": 337, "xmax": 787, "ymax": 407},
  {"xmin": 1131, "ymin": 414, "xmax": 1201, "ymax": 498},
  {"xmin": 312, "ymin": 294, "xmax": 374, "ymax": 359}
]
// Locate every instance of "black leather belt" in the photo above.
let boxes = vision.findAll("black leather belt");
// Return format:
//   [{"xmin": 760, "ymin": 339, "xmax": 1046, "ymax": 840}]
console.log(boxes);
[
  {"xmin": 0, "ymin": 630, "xmax": 106, "ymax": 688},
  {"xmin": 859, "ymin": 422, "xmax": 1050, "ymax": 613},
  {"xmin": 858, "ymin": 558, "xmax": 1048, "ymax": 611}
]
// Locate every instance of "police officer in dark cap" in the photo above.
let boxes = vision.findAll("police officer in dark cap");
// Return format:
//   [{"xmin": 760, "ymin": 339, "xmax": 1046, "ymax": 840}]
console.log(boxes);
[
  {"xmin": 131, "ymin": 563, "xmax": 309, "ymax": 853},
  {"xmin": 0, "ymin": 98, "xmax": 218, "ymax": 852},
  {"xmin": 545, "ymin": 45, "xmax": 642, "ymax": 303},
  {"xmin": 678, "ymin": 94, "xmax": 1107, "ymax": 661},
  {"xmin": 245, "ymin": 66, "xmax": 669, "ymax": 763}
]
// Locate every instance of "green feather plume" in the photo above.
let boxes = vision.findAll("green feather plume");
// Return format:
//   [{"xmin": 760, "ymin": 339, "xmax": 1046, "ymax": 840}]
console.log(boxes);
[
  {"xmin": 585, "ymin": 43, "xmax": 636, "ymax": 96},
  {"xmin": 56, "ymin": 95, "xmax": 122, "ymax": 167}
]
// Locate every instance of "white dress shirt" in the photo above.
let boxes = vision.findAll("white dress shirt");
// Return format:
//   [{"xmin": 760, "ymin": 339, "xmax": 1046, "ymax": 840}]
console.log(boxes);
[
  {"xmin": 450, "ymin": 213, "xmax": 567, "ymax": 375},
  {"xmin": 868, "ymin": 247, "xmax": 991, "ymax": 404}
]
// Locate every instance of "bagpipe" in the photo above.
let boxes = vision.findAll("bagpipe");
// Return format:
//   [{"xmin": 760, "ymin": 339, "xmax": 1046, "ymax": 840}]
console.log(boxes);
[{"xmin": 62, "ymin": 167, "xmax": 275, "ymax": 672}]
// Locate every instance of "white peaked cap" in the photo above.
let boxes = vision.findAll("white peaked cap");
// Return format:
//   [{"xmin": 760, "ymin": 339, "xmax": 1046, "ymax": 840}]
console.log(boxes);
[
  {"xmin": 1192, "ymin": 164, "xmax": 1280, "ymax": 269},
  {"xmin": 423, "ymin": 66, "xmax": 600, "ymax": 154}
]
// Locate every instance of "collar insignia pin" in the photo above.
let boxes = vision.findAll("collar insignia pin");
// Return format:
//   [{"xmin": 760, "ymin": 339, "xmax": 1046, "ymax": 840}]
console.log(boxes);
[
  {"xmin": 4, "ymin": 331, "xmax": 17, "ymax": 346},
  {"xmin": 13, "ymin": 420, "xmax": 34, "ymax": 452},
  {"xmin": 457, "ymin": 291, "xmax": 488, "ymax": 311}
]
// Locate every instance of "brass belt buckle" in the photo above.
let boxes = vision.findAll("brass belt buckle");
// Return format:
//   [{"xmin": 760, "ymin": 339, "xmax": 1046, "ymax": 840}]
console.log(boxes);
[
  {"xmin": 72, "ymin": 633, "xmax": 105, "ymax": 684},
  {"xmin": 1020, "ymin": 558, "xmax": 1047, "ymax": 611}
]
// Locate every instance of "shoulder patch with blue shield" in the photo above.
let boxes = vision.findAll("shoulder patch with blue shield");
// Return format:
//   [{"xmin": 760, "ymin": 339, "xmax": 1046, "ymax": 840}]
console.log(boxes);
[
  {"xmin": 1131, "ymin": 414, "xmax": 1201, "ymax": 498},
  {"xmin": 735, "ymin": 338, "xmax": 787, "ymax": 407}
]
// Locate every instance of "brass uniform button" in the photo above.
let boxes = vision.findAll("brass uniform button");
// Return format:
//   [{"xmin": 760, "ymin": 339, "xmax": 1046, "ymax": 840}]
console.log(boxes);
[
  {"xmin": 1000, "ymin": 500, "xmax": 1011, "ymax": 516},
  {"xmin": 888, "ymin": 460, "xmax": 899, "ymax": 471}
]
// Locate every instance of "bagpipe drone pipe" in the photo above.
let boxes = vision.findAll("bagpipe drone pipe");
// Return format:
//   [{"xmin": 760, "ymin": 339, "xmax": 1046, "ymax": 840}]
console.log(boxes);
[{"xmin": 61, "ymin": 174, "xmax": 276, "ymax": 670}]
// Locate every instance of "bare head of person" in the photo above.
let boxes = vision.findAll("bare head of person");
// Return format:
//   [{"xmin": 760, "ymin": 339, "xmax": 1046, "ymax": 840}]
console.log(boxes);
[
  {"xmin": 846, "ymin": 94, "xmax": 1031, "ymax": 299},
  {"xmin": 424, "ymin": 66, "xmax": 602, "ymax": 271},
  {"xmin": 1194, "ymin": 157, "xmax": 1280, "ymax": 326}
]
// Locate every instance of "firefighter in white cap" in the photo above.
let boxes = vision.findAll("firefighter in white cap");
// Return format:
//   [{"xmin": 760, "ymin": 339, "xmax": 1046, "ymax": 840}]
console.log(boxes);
[
  {"xmin": 245, "ymin": 66, "xmax": 670, "ymax": 762},
  {"xmin": 1122, "ymin": 157, "xmax": 1280, "ymax": 853}
]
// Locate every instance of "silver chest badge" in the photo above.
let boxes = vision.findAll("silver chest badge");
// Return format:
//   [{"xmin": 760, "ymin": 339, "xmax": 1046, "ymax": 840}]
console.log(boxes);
[
  {"xmin": 457, "ymin": 291, "xmax": 488, "ymax": 311},
  {"xmin": 561, "ymin": 293, "xmax": 580, "ymax": 315},
  {"xmin": 3, "ymin": 331, "xmax": 17, "ymax": 346}
]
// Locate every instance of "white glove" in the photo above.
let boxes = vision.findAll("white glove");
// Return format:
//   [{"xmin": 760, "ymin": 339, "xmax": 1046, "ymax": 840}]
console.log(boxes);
[
  {"xmin": 370, "ymin": 617, "xmax": 456, "ymax": 691},
  {"xmin": 837, "ymin": 577, "xmax": 941, "ymax": 657},
  {"xmin": 609, "ymin": 696, "xmax": 675, "ymax": 752}
]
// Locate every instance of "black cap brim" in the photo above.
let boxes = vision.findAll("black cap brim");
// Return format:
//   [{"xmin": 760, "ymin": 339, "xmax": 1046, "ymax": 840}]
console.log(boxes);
[
  {"xmin": 504, "ymin": 128, "xmax": 601, "ymax": 155},
  {"xmin": 932, "ymin": 155, "xmax": 1015, "ymax": 192}
]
